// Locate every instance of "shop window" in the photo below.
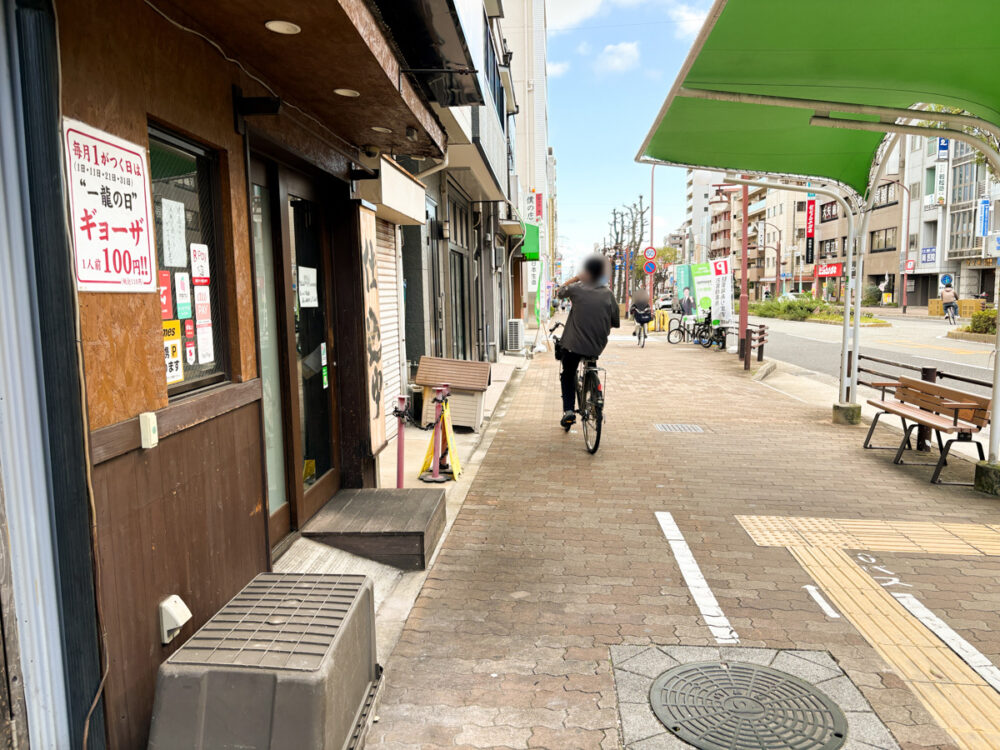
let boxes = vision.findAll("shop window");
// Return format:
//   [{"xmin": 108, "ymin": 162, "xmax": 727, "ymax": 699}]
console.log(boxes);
[
  {"xmin": 951, "ymin": 162, "xmax": 977, "ymax": 203},
  {"xmin": 872, "ymin": 183, "xmax": 897, "ymax": 207},
  {"xmin": 820, "ymin": 201, "xmax": 838, "ymax": 222},
  {"xmin": 150, "ymin": 127, "xmax": 227, "ymax": 395}
]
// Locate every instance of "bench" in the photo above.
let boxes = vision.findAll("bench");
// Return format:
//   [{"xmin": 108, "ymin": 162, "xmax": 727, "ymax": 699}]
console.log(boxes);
[{"xmin": 864, "ymin": 375, "xmax": 991, "ymax": 485}]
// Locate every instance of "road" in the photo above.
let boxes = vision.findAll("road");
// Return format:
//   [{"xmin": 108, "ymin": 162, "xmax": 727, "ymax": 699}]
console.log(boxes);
[{"xmin": 751, "ymin": 313, "xmax": 996, "ymax": 396}]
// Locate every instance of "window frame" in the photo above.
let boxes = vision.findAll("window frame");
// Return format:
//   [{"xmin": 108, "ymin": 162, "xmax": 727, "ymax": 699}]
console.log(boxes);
[{"xmin": 149, "ymin": 123, "xmax": 230, "ymax": 398}]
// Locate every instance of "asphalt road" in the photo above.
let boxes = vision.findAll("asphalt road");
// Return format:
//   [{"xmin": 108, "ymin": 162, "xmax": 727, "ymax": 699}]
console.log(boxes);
[{"xmin": 752, "ymin": 314, "xmax": 996, "ymax": 397}]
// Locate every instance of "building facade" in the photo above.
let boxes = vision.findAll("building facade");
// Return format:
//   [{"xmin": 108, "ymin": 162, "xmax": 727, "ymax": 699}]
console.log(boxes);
[{"xmin": 1, "ymin": 1, "xmax": 553, "ymax": 748}]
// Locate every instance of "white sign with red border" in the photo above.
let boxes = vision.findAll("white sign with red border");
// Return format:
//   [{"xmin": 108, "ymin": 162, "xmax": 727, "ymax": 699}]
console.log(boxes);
[
  {"xmin": 905, "ymin": 259, "xmax": 916, "ymax": 273},
  {"xmin": 63, "ymin": 118, "xmax": 155, "ymax": 292},
  {"xmin": 643, "ymin": 246, "xmax": 657, "ymax": 260}
]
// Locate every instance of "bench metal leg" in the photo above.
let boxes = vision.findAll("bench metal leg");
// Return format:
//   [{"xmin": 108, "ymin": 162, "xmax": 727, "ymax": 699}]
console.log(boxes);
[
  {"xmin": 893, "ymin": 424, "xmax": 920, "ymax": 465},
  {"xmin": 864, "ymin": 412, "xmax": 913, "ymax": 451},
  {"xmin": 935, "ymin": 430, "xmax": 947, "ymax": 466},
  {"xmin": 930, "ymin": 436, "xmax": 983, "ymax": 486}
]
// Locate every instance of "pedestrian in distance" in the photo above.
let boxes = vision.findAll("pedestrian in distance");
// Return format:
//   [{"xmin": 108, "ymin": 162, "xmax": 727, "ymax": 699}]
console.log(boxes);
[{"xmin": 553, "ymin": 255, "xmax": 620, "ymax": 429}]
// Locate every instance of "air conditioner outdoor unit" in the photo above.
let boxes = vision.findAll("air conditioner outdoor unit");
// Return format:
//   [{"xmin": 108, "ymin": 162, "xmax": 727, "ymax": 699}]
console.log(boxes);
[{"xmin": 506, "ymin": 318, "xmax": 524, "ymax": 351}]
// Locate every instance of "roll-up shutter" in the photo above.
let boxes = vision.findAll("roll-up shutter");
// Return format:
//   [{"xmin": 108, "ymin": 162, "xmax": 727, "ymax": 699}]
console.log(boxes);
[{"xmin": 376, "ymin": 219, "xmax": 402, "ymax": 440}]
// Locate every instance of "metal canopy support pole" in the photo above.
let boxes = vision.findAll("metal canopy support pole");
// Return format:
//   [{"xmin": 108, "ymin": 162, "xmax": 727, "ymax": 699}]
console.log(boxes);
[
  {"xmin": 725, "ymin": 177, "xmax": 856, "ymax": 403},
  {"xmin": 811, "ymin": 115, "xmax": 1000, "ymax": 460}
]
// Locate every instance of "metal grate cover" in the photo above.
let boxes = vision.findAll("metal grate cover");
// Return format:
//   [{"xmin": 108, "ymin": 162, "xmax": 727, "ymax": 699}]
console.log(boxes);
[
  {"xmin": 169, "ymin": 572, "xmax": 367, "ymax": 672},
  {"xmin": 655, "ymin": 423, "xmax": 704, "ymax": 433},
  {"xmin": 649, "ymin": 661, "xmax": 847, "ymax": 750}
]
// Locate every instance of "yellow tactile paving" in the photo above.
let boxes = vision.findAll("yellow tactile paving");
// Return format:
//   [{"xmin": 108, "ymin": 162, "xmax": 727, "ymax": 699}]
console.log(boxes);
[
  {"xmin": 790, "ymin": 546, "xmax": 1000, "ymax": 749},
  {"xmin": 736, "ymin": 515, "xmax": 1000, "ymax": 556}
]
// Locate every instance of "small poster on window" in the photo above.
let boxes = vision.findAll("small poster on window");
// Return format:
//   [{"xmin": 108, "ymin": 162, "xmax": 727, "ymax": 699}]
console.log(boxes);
[
  {"xmin": 194, "ymin": 285, "xmax": 211, "ymax": 321},
  {"xmin": 63, "ymin": 118, "xmax": 155, "ymax": 292},
  {"xmin": 196, "ymin": 320, "xmax": 215, "ymax": 364},
  {"xmin": 158, "ymin": 270, "xmax": 172, "ymax": 320},
  {"xmin": 175, "ymin": 272, "xmax": 192, "ymax": 318},
  {"xmin": 190, "ymin": 242, "xmax": 211, "ymax": 285},
  {"xmin": 161, "ymin": 199, "xmax": 187, "ymax": 268},
  {"xmin": 298, "ymin": 266, "xmax": 318, "ymax": 308},
  {"xmin": 162, "ymin": 319, "xmax": 184, "ymax": 385}
]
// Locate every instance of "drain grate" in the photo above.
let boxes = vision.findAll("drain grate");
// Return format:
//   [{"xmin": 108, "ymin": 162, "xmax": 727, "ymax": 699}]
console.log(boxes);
[
  {"xmin": 649, "ymin": 661, "xmax": 847, "ymax": 750},
  {"xmin": 654, "ymin": 423, "xmax": 704, "ymax": 433}
]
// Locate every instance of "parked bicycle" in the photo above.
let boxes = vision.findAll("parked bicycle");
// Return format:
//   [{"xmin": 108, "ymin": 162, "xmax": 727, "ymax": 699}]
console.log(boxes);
[{"xmin": 550, "ymin": 322, "xmax": 604, "ymax": 454}]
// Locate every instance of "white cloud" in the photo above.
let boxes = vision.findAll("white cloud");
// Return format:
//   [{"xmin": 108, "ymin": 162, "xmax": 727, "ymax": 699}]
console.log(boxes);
[
  {"xmin": 576, "ymin": 41, "xmax": 592, "ymax": 55},
  {"xmin": 547, "ymin": 60, "xmax": 571, "ymax": 78},
  {"xmin": 667, "ymin": 2, "xmax": 708, "ymax": 38},
  {"xmin": 594, "ymin": 41, "xmax": 640, "ymax": 74},
  {"xmin": 546, "ymin": 0, "xmax": 604, "ymax": 31}
]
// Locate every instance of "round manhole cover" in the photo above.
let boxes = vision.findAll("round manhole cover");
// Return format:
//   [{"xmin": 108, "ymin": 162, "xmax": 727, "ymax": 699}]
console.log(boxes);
[{"xmin": 649, "ymin": 661, "xmax": 847, "ymax": 750}]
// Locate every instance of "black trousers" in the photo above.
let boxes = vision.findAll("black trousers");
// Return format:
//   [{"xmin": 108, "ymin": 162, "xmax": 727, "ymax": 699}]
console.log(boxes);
[{"xmin": 560, "ymin": 351, "xmax": 584, "ymax": 412}]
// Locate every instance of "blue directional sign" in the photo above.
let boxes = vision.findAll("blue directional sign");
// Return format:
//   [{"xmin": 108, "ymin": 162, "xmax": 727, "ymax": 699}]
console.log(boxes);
[
  {"xmin": 938, "ymin": 138, "xmax": 950, "ymax": 159},
  {"xmin": 941, "ymin": 274, "xmax": 953, "ymax": 286}
]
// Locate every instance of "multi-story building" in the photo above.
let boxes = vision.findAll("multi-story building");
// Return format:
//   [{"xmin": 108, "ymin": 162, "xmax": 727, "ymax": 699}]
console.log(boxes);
[{"xmin": 684, "ymin": 168, "xmax": 716, "ymax": 262}]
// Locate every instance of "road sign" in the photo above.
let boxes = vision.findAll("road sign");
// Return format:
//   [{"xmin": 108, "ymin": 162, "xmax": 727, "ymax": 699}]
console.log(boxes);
[
  {"xmin": 643, "ymin": 246, "xmax": 656, "ymax": 260},
  {"xmin": 941, "ymin": 274, "xmax": 953, "ymax": 286},
  {"xmin": 643, "ymin": 260, "xmax": 656, "ymax": 275},
  {"xmin": 905, "ymin": 259, "xmax": 915, "ymax": 273},
  {"xmin": 978, "ymin": 198, "xmax": 991, "ymax": 237}
]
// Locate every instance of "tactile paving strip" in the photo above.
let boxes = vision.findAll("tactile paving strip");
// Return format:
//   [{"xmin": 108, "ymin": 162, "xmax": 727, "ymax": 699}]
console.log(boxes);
[{"xmin": 650, "ymin": 661, "xmax": 847, "ymax": 749}]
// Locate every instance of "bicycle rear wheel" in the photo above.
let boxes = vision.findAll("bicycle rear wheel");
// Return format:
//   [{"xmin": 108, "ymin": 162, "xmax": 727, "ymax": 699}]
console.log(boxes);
[
  {"xmin": 639, "ymin": 324, "xmax": 646, "ymax": 348},
  {"xmin": 667, "ymin": 322, "xmax": 683, "ymax": 344},
  {"xmin": 581, "ymin": 372, "xmax": 602, "ymax": 454}
]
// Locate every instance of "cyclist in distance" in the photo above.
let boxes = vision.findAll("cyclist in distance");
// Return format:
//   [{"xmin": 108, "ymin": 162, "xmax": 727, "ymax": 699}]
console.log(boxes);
[
  {"xmin": 941, "ymin": 283, "xmax": 958, "ymax": 322},
  {"xmin": 629, "ymin": 286, "xmax": 653, "ymax": 337},
  {"xmin": 554, "ymin": 254, "xmax": 620, "ymax": 429}
]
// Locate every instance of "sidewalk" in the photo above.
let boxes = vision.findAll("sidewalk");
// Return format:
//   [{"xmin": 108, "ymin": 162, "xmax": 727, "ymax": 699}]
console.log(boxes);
[{"xmin": 367, "ymin": 335, "xmax": 1000, "ymax": 750}]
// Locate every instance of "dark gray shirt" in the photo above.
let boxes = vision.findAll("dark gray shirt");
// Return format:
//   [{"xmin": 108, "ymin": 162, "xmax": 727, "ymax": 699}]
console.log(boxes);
[{"xmin": 555, "ymin": 281, "xmax": 620, "ymax": 358}]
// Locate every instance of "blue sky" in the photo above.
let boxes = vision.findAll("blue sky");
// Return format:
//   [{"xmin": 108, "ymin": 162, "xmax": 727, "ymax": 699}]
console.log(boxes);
[{"xmin": 544, "ymin": 0, "xmax": 712, "ymax": 272}]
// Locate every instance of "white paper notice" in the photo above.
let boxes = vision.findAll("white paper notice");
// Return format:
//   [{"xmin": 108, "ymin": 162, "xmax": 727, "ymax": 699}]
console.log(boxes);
[
  {"xmin": 63, "ymin": 117, "xmax": 155, "ymax": 292},
  {"xmin": 190, "ymin": 243, "xmax": 211, "ymax": 284},
  {"xmin": 196, "ymin": 320, "xmax": 215, "ymax": 364},
  {"xmin": 161, "ymin": 199, "xmax": 187, "ymax": 267},
  {"xmin": 299, "ymin": 266, "xmax": 318, "ymax": 308}
]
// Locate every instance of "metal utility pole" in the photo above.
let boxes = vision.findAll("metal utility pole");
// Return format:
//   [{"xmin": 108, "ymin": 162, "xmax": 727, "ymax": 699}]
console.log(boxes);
[
  {"xmin": 649, "ymin": 165, "xmax": 656, "ymax": 300},
  {"xmin": 738, "ymin": 182, "xmax": 749, "ymax": 353}
]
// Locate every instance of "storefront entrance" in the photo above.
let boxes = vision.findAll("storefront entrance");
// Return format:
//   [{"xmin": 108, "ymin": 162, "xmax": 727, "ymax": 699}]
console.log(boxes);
[{"xmin": 251, "ymin": 159, "xmax": 341, "ymax": 544}]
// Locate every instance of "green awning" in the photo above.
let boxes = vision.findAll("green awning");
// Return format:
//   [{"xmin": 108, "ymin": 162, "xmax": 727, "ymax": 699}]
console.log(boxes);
[
  {"xmin": 637, "ymin": 0, "xmax": 1000, "ymax": 196},
  {"xmin": 521, "ymin": 222, "xmax": 540, "ymax": 260}
]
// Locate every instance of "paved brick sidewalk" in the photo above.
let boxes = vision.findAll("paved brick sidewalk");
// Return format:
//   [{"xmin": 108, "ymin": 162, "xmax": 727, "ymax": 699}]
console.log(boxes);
[{"xmin": 367, "ymin": 335, "xmax": 1000, "ymax": 750}]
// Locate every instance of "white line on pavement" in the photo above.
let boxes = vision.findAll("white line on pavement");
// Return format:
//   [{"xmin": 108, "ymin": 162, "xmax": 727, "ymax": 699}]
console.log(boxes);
[
  {"xmin": 802, "ymin": 585, "xmax": 841, "ymax": 618},
  {"xmin": 892, "ymin": 592, "xmax": 1000, "ymax": 692},
  {"xmin": 655, "ymin": 511, "xmax": 740, "ymax": 645}
]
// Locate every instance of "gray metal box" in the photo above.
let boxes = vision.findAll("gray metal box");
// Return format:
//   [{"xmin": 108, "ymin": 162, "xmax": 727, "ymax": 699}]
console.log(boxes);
[{"xmin": 148, "ymin": 573, "xmax": 380, "ymax": 750}]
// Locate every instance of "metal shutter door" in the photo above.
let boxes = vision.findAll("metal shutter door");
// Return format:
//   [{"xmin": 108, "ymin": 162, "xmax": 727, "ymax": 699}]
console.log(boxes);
[{"xmin": 376, "ymin": 219, "xmax": 401, "ymax": 440}]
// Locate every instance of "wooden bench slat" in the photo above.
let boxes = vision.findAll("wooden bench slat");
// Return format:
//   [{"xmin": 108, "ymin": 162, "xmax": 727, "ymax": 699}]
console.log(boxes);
[{"xmin": 866, "ymin": 399, "xmax": 977, "ymax": 434}]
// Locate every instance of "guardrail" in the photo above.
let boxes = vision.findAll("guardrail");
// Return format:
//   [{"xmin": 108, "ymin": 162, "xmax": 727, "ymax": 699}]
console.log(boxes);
[{"xmin": 743, "ymin": 324, "xmax": 767, "ymax": 370}]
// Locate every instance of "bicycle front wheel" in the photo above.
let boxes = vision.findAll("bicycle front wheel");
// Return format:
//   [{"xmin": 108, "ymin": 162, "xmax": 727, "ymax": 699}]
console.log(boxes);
[
  {"xmin": 581, "ymin": 373, "xmax": 603, "ymax": 454},
  {"xmin": 639, "ymin": 325, "xmax": 646, "ymax": 348},
  {"xmin": 667, "ymin": 325, "xmax": 683, "ymax": 344}
]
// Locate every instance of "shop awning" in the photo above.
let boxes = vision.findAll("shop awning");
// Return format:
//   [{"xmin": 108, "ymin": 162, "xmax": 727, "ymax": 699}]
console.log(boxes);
[
  {"xmin": 636, "ymin": 0, "xmax": 1000, "ymax": 198},
  {"xmin": 521, "ymin": 223, "xmax": 540, "ymax": 261}
]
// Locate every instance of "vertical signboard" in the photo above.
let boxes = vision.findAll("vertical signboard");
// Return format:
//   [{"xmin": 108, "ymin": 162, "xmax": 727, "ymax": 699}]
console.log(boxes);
[
  {"xmin": 674, "ymin": 264, "xmax": 695, "ymax": 317},
  {"xmin": 360, "ymin": 206, "xmax": 386, "ymax": 453},
  {"xmin": 935, "ymin": 164, "xmax": 948, "ymax": 205},
  {"xmin": 710, "ymin": 259, "xmax": 733, "ymax": 326},
  {"xmin": 805, "ymin": 199, "xmax": 816, "ymax": 264},
  {"xmin": 977, "ymin": 198, "xmax": 991, "ymax": 237},
  {"xmin": 63, "ymin": 118, "xmax": 156, "ymax": 292},
  {"xmin": 937, "ymin": 138, "xmax": 950, "ymax": 161}
]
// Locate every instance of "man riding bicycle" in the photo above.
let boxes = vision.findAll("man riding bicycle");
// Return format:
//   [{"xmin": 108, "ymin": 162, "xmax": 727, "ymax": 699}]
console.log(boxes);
[
  {"xmin": 629, "ymin": 287, "xmax": 653, "ymax": 336},
  {"xmin": 941, "ymin": 283, "xmax": 958, "ymax": 321},
  {"xmin": 554, "ymin": 255, "xmax": 620, "ymax": 429}
]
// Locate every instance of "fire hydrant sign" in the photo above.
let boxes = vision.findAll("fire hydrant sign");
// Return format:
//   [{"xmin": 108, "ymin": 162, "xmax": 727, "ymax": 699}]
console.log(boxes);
[{"xmin": 64, "ymin": 118, "xmax": 155, "ymax": 292}]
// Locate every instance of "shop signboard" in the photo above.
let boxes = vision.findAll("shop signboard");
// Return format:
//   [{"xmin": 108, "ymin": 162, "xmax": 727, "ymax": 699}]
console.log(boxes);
[
  {"xmin": 921, "ymin": 247, "xmax": 937, "ymax": 263},
  {"xmin": 64, "ymin": 117, "xmax": 156, "ymax": 292},
  {"xmin": 805, "ymin": 200, "xmax": 816, "ymax": 264},
  {"xmin": 815, "ymin": 263, "xmax": 843, "ymax": 278}
]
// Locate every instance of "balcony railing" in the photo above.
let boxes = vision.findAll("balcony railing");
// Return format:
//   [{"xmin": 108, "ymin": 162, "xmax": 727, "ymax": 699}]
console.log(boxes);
[{"xmin": 473, "ymin": 100, "xmax": 507, "ymax": 197}]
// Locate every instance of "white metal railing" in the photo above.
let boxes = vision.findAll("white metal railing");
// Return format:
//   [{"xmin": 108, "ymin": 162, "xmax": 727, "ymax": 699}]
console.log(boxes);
[{"xmin": 473, "ymin": 101, "xmax": 507, "ymax": 195}]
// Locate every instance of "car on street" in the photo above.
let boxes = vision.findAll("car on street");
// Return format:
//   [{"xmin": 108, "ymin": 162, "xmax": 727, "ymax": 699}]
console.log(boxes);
[
  {"xmin": 655, "ymin": 293, "xmax": 673, "ymax": 310},
  {"xmin": 779, "ymin": 292, "xmax": 811, "ymax": 302}
]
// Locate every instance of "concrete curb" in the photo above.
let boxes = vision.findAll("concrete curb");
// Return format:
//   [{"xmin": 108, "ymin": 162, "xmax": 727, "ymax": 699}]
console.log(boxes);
[
  {"xmin": 752, "ymin": 360, "xmax": 776, "ymax": 382},
  {"xmin": 946, "ymin": 329, "xmax": 995, "ymax": 344}
]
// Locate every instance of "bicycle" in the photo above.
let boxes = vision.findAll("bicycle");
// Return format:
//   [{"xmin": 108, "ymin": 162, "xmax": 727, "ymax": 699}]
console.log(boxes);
[
  {"xmin": 944, "ymin": 303, "xmax": 958, "ymax": 325},
  {"xmin": 550, "ymin": 322, "xmax": 604, "ymax": 454},
  {"xmin": 701, "ymin": 324, "xmax": 729, "ymax": 350},
  {"xmin": 635, "ymin": 320, "xmax": 647, "ymax": 347}
]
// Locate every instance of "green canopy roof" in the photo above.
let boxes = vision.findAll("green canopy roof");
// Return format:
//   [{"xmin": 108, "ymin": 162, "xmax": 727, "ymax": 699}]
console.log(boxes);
[{"xmin": 638, "ymin": 0, "xmax": 1000, "ymax": 196}]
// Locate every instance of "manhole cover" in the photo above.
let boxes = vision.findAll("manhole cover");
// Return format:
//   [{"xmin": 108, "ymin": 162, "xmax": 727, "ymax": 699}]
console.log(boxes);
[
  {"xmin": 654, "ymin": 423, "xmax": 704, "ymax": 433},
  {"xmin": 649, "ymin": 661, "xmax": 847, "ymax": 750}
]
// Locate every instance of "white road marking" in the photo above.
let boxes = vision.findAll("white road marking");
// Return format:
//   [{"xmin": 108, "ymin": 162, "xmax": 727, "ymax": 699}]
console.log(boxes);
[
  {"xmin": 802, "ymin": 585, "xmax": 841, "ymax": 618},
  {"xmin": 655, "ymin": 512, "xmax": 739, "ymax": 644},
  {"xmin": 892, "ymin": 592, "xmax": 1000, "ymax": 692}
]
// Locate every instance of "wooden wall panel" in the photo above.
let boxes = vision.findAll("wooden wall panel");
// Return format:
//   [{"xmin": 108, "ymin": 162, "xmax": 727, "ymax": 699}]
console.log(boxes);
[
  {"xmin": 91, "ymin": 403, "xmax": 267, "ymax": 750},
  {"xmin": 57, "ymin": 0, "xmax": 267, "ymax": 430}
]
